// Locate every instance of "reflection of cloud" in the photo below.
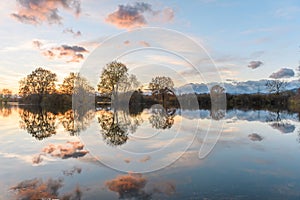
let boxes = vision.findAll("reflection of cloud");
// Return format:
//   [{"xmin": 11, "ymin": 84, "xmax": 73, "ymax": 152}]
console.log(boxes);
[
  {"xmin": 124, "ymin": 158, "xmax": 131, "ymax": 163},
  {"xmin": 32, "ymin": 40, "xmax": 43, "ymax": 49},
  {"xmin": 140, "ymin": 155, "xmax": 151, "ymax": 163},
  {"xmin": 270, "ymin": 122, "xmax": 295, "ymax": 134},
  {"xmin": 0, "ymin": 152, "xmax": 41, "ymax": 165},
  {"xmin": 63, "ymin": 185, "xmax": 82, "ymax": 200},
  {"xmin": 106, "ymin": 2, "xmax": 174, "ymax": 29},
  {"xmin": 63, "ymin": 28, "xmax": 82, "ymax": 37},
  {"xmin": 11, "ymin": 0, "xmax": 81, "ymax": 25},
  {"xmin": 243, "ymin": 168, "xmax": 293, "ymax": 178},
  {"xmin": 140, "ymin": 41, "xmax": 150, "ymax": 47},
  {"xmin": 162, "ymin": 150, "xmax": 203, "ymax": 170},
  {"xmin": 152, "ymin": 181, "xmax": 176, "ymax": 196},
  {"xmin": 269, "ymin": 68, "xmax": 295, "ymax": 79},
  {"xmin": 10, "ymin": 178, "xmax": 63, "ymax": 199},
  {"xmin": 105, "ymin": 173, "xmax": 150, "ymax": 199},
  {"xmin": 10, "ymin": 178, "xmax": 82, "ymax": 200},
  {"xmin": 272, "ymin": 182, "xmax": 300, "ymax": 197},
  {"xmin": 32, "ymin": 154, "xmax": 43, "ymax": 164},
  {"xmin": 248, "ymin": 133, "xmax": 264, "ymax": 141},
  {"xmin": 248, "ymin": 61, "xmax": 263, "ymax": 69},
  {"xmin": 33, "ymin": 40, "xmax": 88, "ymax": 63},
  {"xmin": 106, "ymin": 173, "xmax": 177, "ymax": 199},
  {"xmin": 42, "ymin": 141, "xmax": 89, "ymax": 159},
  {"xmin": 63, "ymin": 166, "xmax": 82, "ymax": 176}
]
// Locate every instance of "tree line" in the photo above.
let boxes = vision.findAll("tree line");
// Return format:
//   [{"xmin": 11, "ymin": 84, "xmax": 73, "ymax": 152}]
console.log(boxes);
[
  {"xmin": 17, "ymin": 62, "xmax": 300, "ymax": 112},
  {"xmin": 17, "ymin": 62, "xmax": 176, "ymax": 108}
]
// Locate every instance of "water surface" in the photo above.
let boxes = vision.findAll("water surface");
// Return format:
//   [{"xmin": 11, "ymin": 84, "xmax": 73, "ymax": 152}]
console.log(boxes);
[{"xmin": 0, "ymin": 105, "xmax": 300, "ymax": 199}]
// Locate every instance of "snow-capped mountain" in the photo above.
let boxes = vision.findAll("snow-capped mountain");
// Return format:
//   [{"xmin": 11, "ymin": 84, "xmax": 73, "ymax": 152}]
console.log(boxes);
[{"xmin": 176, "ymin": 79, "xmax": 299, "ymax": 94}]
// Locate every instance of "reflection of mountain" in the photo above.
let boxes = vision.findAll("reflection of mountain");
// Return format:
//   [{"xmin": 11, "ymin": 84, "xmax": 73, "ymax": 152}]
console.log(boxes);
[
  {"xmin": 270, "ymin": 122, "xmax": 296, "ymax": 134},
  {"xmin": 181, "ymin": 109, "xmax": 299, "ymax": 123},
  {"xmin": 177, "ymin": 80, "xmax": 299, "ymax": 94}
]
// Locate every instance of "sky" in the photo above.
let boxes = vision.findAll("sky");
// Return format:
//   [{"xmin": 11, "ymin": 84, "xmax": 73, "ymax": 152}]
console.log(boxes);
[{"xmin": 0, "ymin": 0, "xmax": 299, "ymax": 93}]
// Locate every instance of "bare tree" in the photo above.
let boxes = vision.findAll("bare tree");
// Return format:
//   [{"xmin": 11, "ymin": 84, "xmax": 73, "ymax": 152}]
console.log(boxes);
[{"xmin": 265, "ymin": 80, "xmax": 287, "ymax": 95}]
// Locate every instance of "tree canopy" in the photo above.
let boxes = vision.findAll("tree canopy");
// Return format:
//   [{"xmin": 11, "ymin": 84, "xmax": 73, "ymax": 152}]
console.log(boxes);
[
  {"xmin": 148, "ymin": 76, "xmax": 174, "ymax": 94},
  {"xmin": 19, "ymin": 67, "xmax": 57, "ymax": 97},
  {"xmin": 266, "ymin": 80, "xmax": 287, "ymax": 95},
  {"xmin": 59, "ymin": 72, "xmax": 77, "ymax": 95},
  {"xmin": 60, "ymin": 72, "xmax": 94, "ymax": 95},
  {"xmin": 97, "ymin": 61, "xmax": 129, "ymax": 95}
]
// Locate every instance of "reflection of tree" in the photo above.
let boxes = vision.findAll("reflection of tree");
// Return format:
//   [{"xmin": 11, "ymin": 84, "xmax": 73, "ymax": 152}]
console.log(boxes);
[
  {"xmin": 98, "ymin": 111, "xmax": 128, "ymax": 146},
  {"xmin": 0, "ymin": 105, "xmax": 12, "ymax": 117},
  {"xmin": 19, "ymin": 107, "xmax": 56, "ymax": 140},
  {"xmin": 98, "ymin": 109, "xmax": 143, "ymax": 146},
  {"xmin": 148, "ymin": 105, "xmax": 175, "ymax": 129},
  {"xmin": 210, "ymin": 85, "xmax": 226, "ymax": 120},
  {"xmin": 210, "ymin": 107, "xmax": 225, "ymax": 120},
  {"xmin": 59, "ymin": 109, "xmax": 95, "ymax": 135},
  {"xmin": 266, "ymin": 110, "xmax": 282, "ymax": 122},
  {"xmin": 266, "ymin": 110, "xmax": 295, "ymax": 134}
]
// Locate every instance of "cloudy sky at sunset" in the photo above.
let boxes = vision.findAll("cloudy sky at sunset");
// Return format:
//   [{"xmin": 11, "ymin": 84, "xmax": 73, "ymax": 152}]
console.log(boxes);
[{"xmin": 0, "ymin": 0, "xmax": 299, "ymax": 93}]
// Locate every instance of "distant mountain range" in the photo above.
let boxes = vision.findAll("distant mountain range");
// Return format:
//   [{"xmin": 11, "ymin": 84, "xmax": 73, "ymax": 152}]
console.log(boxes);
[{"xmin": 176, "ymin": 79, "xmax": 300, "ymax": 94}]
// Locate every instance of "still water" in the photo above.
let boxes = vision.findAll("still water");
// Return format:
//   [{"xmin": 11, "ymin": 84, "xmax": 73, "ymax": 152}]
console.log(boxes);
[{"xmin": 0, "ymin": 105, "xmax": 300, "ymax": 199}]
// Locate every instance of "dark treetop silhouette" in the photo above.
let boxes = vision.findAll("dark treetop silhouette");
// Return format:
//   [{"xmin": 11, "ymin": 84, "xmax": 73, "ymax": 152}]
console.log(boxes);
[{"xmin": 19, "ymin": 67, "xmax": 57, "ymax": 105}]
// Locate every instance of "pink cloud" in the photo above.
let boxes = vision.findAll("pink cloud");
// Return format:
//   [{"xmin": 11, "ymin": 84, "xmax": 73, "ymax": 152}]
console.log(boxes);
[
  {"xmin": 33, "ymin": 40, "xmax": 88, "ymax": 63},
  {"xmin": 106, "ymin": 2, "xmax": 174, "ymax": 29},
  {"xmin": 11, "ymin": 0, "xmax": 81, "ymax": 25}
]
